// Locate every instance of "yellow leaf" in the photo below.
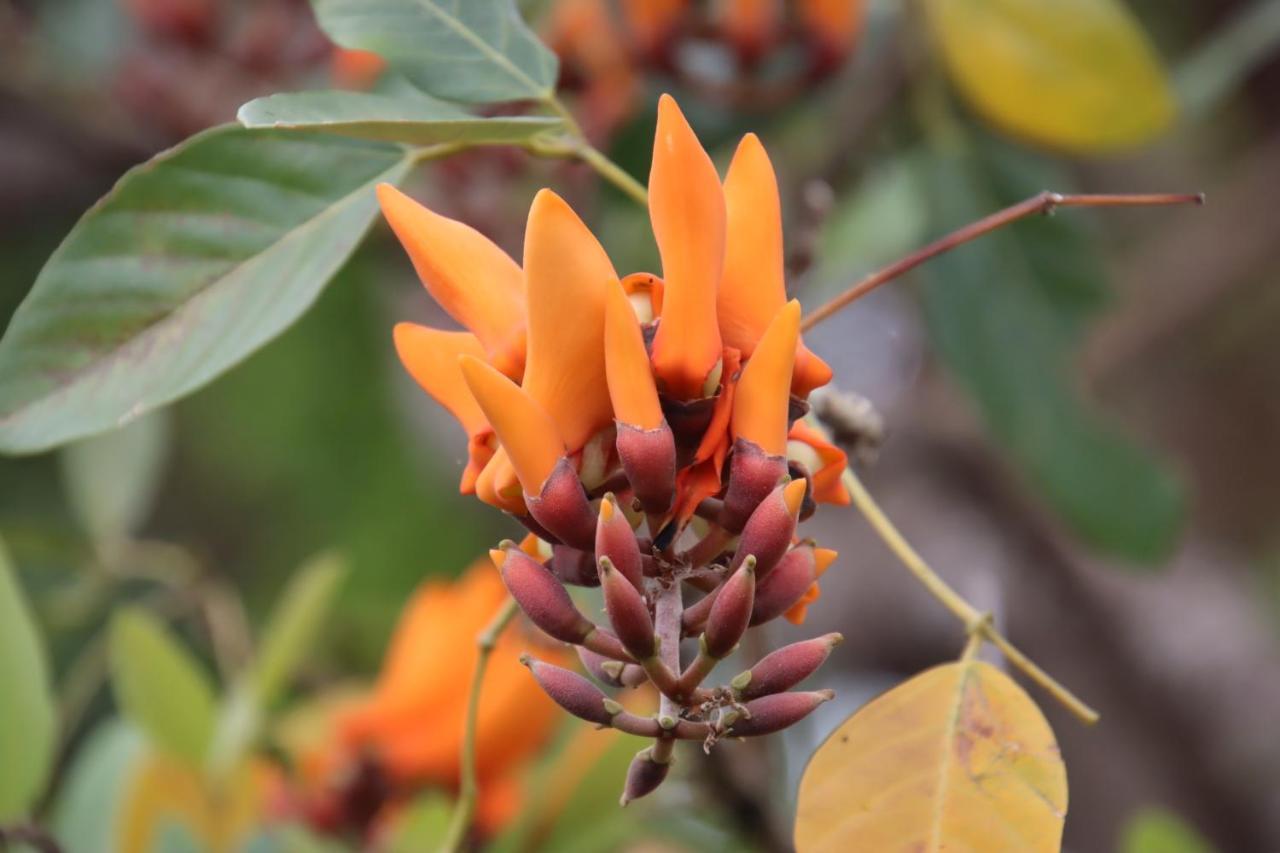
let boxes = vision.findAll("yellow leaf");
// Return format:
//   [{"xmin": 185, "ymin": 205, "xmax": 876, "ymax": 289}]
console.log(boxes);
[
  {"xmin": 925, "ymin": 0, "xmax": 1175, "ymax": 152},
  {"xmin": 795, "ymin": 661, "xmax": 1067, "ymax": 852}
]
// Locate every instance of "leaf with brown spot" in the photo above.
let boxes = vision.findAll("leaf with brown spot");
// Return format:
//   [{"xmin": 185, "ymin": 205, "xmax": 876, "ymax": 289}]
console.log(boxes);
[{"xmin": 795, "ymin": 660, "xmax": 1067, "ymax": 852}]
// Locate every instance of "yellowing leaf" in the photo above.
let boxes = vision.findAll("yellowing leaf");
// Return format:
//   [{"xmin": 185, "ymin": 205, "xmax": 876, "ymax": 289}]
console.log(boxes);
[
  {"xmin": 925, "ymin": 0, "xmax": 1175, "ymax": 152},
  {"xmin": 795, "ymin": 661, "xmax": 1067, "ymax": 852}
]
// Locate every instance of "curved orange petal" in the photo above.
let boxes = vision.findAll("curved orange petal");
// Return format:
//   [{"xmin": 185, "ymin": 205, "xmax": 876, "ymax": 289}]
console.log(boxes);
[
  {"xmin": 649, "ymin": 94, "xmax": 725, "ymax": 400},
  {"xmin": 720, "ymin": 135, "xmax": 832, "ymax": 396},
  {"xmin": 460, "ymin": 356, "xmax": 564, "ymax": 495},
  {"xmin": 475, "ymin": 448, "xmax": 528, "ymax": 515},
  {"xmin": 521, "ymin": 189, "xmax": 617, "ymax": 451},
  {"xmin": 731, "ymin": 300, "xmax": 800, "ymax": 455},
  {"xmin": 787, "ymin": 420, "xmax": 850, "ymax": 505},
  {"xmin": 377, "ymin": 184, "xmax": 526, "ymax": 379},
  {"xmin": 604, "ymin": 279, "xmax": 663, "ymax": 430}
]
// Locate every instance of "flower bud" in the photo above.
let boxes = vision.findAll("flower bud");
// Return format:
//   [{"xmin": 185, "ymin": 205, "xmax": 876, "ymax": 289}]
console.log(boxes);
[
  {"xmin": 596, "ymin": 495, "xmax": 644, "ymax": 590},
  {"xmin": 492, "ymin": 545, "xmax": 591, "ymax": 644},
  {"xmin": 599, "ymin": 557, "xmax": 656, "ymax": 660},
  {"xmin": 521, "ymin": 656, "xmax": 620, "ymax": 726},
  {"xmin": 616, "ymin": 422, "xmax": 678, "ymax": 516},
  {"xmin": 719, "ymin": 438, "xmax": 788, "ymax": 533},
  {"xmin": 731, "ymin": 634, "xmax": 842, "ymax": 700},
  {"xmin": 620, "ymin": 746, "xmax": 671, "ymax": 805},
  {"xmin": 550, "ymin": 545, "xmax": 599, "ymax": 587},
  {"xmin": 750, "ymin": 544, "xmax": 835, "ymax": 625},
  {"xmin": 730, "ymin": 478, "xmax": 806, "ymax": 580},
  {"xmin": 725, "ymin": 690, "xmax": 833, "ymax": 737},
  {"xmin": 703, "ymin": 556, "xmax": 756, "ymax": 659},
  {"xmin": 577, "ymin": 646, "xmax": 645, "ymax": 688},
  {"xmin": 526, "ymin": 457, "xmax": 597, "ymax": 551}
]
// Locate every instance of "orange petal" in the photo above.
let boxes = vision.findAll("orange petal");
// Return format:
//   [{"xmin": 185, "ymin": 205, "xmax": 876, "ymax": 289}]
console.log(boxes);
[
  {"xmin": 620, "ymin": 0, "xmax": 687, "ymax": 54},
  {"xmin": 392, "ymin": 323, "xmax": 489, "ymax": 438},
  {"xmin": 649, "ymin": 94, "xmax": 725, "ymax": 400},
  {"xmin": 377, "ymin": 184, "xmax": 526, "ymax": 379},
  {"xmin": 459, "ymin": 356, "xmax": 564, "ymax": 495},
  {"xmin": 720, "ymin": 133, "xmax": 785, "ymax": 359},
  {"xmin": 475, "ymin": 449, "xmax": 528, "ymax": 515},
  {"xmin": 719, "ymin": 135, "xmax": 832, "ymax": 396},
  {"xmin": 718, "ymin": 0, "xmax": 779, "ymax": 59},
  {"xmin": 731, "ymin": 300, "xmax": 800, "ymax": 455},
  {"xmin": 604, "ymin": 279, "xmax": 663, "ymax": 429},
  {"xmin": 787, "ymin": 420, "xmax": 850, "ymax": 505},
  {"xmin": 521, "ymin": 189, "xmax": 616, "ymax": 451}
]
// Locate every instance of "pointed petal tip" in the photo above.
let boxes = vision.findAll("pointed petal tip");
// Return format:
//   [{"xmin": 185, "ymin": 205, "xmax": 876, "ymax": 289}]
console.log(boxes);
[
  {"xmin": 783, "ymin": 478, "xmax": 808, "ymax": 517},
  {"xmin": 814, "ymin": 547, "xmax": 838, "ymax": 575}
]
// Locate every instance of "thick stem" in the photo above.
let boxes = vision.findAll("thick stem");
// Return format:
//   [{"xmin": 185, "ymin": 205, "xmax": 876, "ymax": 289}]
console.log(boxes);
[
  {"xmin": 439, "ymin": 597, "xmax": 519, "ymax": 853},
  {"xmin": 840, "ymin": 466, "xmax": 1100, "ymax": 725},
  {"xmin": 801, "ymin": 191, "xmax": 1204, "ymax": 333},
  {"xmin": 651, "ymin": 580, "xmax": 684, "ymax": 762}
]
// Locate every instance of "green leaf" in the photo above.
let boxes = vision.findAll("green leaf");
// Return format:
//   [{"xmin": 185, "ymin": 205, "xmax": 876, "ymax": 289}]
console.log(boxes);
[
  {"xmin": 0, "ymin": 126, "xmax": 414, "ymax": 455},
  {"xmin": 312, "ymin": 0, "xmax": 559, "ymax": 104},
  {"xmin": 251, "ymin": 552, "xmax": 347, "ymax": 707},
  {"xmin": 925, "ymin": 0, "xmax": 1175, "ymax": 151},
  {"xmin": 52, "ymin": 719, "xmax": 146, "ymax": 852},
  {"xmin": 238, "ymin": 90, "xmax": 563, "ymax": 146},
  {"xmin": 0, "ymin": 536, "xmax": 57, "ymax": 820},
  {"xmin": 1121, "ymin": 808, "xmax": 1218, "ymax": 853},
  {"xmin": 918, "ymin": 133, "xmax": 1184, "ymax": 563},
  {"xmin": 108, "ymin": 607, "xmax": 218, "ymax": 766},
  {"xmin": 60, "ymin": 409, "xmax": 171, "ymax": 553}
]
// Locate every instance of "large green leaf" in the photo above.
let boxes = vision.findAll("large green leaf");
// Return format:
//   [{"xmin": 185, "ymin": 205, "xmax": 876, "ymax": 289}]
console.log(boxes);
[
  {"xmin": 312, "ymin": 0, "xmax": 558, "ymax": 104},
  {"xmin": 918, "ymin": 134, "xmax": 1184, "ymax": 563},
  {"xmin": 52, "ymin": 719, "xmax": 146, "ymax": 852},
  {"xmin": 0, "ymin": 536, "xmax": 57, "ymax": 819},
  {"xmin": 250, "ymin": 551, "xmax": 347, "ymax": 708},
  {"xmin": 108, "ymin": 607, "xmax": 218, "ymax": 766},
  {"xmin": 238, "ymin": 90, "xmax": 562, "ymax": 145},
  {"xmin": 0, "ymin": 126, "xmax": 413, "ymax": 454}
]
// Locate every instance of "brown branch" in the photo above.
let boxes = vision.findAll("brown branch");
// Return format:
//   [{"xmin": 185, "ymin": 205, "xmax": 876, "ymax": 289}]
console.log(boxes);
[{"xmin": 800, "ymin": 192, "xmax": 1205, "ymax": 333}]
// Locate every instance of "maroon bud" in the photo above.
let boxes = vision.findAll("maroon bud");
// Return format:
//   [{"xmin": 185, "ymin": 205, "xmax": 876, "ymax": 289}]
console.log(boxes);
[
  {"xmin": 731, "ymin": 634, "xmax": 842, "ymax": 700},
  {"xmin": 600, "ymin": 557, "xmax": 656, "ymax": 660},
  {"xmin": 703, "ymin": 556, "xmax": 756, "ymax": 659},
  {"xmin": 576, "ymin": 646, "xmax": 645, "ymax": 688},
  {"xmin": 493, "ymin": 545, "xmax": 591, "ymax": 644},
  {"xmin": 596, "ymin": 495, "xmax": 645, "ymax": 590},
  {"xmin": 681, "ymin": 586, "xmax": 719, "ymax": 636},
  {"xmin": 522, "ymin": 656, "xmax": 620, "ymax": 726},
  {"xmin": 725, "ymin": 690, "xmax": 834, "ymax": 737},
  {"xmin": 729, "ymin": 478, "xmax": 806, "ymax": 580},
  {"xmin": 750, "ymin": 545, "xmax": 817, "ymax": 626},
  {"xmin": 616, "ymin": 422, "xmax": 677, "ymax": 516},
  {"xmin": 620, "ymin": 746, "xmax": 671, "ymax": 805},
  {"xmin": 526, "ymin": 457, "xmax": 597, "ymax": 551},
  {"xmin": 719, "ymin": 438, "xmax": 788, "ymax": 533},
  {"xmin": 550, "ymin": 545, "xmax": 599, "ymax": 587}
]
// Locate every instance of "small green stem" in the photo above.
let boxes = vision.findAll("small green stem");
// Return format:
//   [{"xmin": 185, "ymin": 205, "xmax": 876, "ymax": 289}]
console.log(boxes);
[
  {"xmin": 840, "ymin": 465, "xmax": 1100, "ymax": 725},
  {"xmin": 540, "ymin": 95, "xmax": 649, "ymax": 207},
  {"xmin": 439, "ymin": 596, "xmax": 520, "ymax": 853}
]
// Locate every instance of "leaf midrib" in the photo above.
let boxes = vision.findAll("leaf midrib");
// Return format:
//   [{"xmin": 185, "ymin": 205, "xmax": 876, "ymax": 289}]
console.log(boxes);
[{"xmin": 409, "ymin": 0, "xmax": 551, "ymax": 99}]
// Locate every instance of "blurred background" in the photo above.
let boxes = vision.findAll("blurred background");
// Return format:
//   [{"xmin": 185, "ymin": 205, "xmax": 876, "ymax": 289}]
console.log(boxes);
[{"xmin": 2, "ymin": 0, "xmax": 1279, "ymax": 850}]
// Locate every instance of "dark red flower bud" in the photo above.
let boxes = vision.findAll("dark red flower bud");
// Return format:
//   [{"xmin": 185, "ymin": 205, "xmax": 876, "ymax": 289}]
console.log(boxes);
[
  {"xmin": 703, "ymin": 556, "xmax": 756, "ymax": 659},
  {"xmin": 577, "ymin": 646, "xmax": 645, "ymax": 688},
  {"xmin": 616, "ymin": 422, "xmax": 677, "ymax": 516},
  {"xmin": 719, "ymin": 438, "xmax": 789, "ymax": 532},
  {"xmin": 492, "ymin": 545, "xmax": 592, "ymax": 644},
  {"xmin": 724, "ymin": 690, "xmax": 834, "ymax": 737},
  {"xmin": 731, "ymin": 634, "xmax": 842, "ymax": 700},
  {"xmin": 750, "ymin": 544, "xmax": 835, "ymax": 626},
  {"xmin": 526, "ymin": 457, "xmax": 597, "ymax": 551},
  {"xmin": 730, "ymin": 478, "xmax": 806, "ymax": 580},
  {"xmin": 599, "ymin": 557, "xmax": 656, "ymax": 660},
  {"xmin": 620, "ymin": 746, "xmax": 671, "ymax": 805},
  {"xmin": 522, "ymin": 656, "xmax": 621, "ymax": 726},
  {"xmin": 596, "ymin": 494, "xmax": 645, "ymax": 590},
  {"xmin": 550, "ymin": 545, "xmax": 599, "ymax": 587}
]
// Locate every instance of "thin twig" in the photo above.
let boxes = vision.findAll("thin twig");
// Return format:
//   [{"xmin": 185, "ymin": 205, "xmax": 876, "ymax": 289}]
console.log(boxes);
[
  {"xmin": 801, "ymin": 191, "xmax": 1205, "ymax": 333},
  {"xmin": 540, "ymin": 94, "xmax": 649, "ymax": 207},
  {"xmin": 839, "ymin": 465, "xmax": 1100, "ymax": 725},
  {"xmin": 438, "ymin": 597, "xmax": 520, "ymax": 853}
]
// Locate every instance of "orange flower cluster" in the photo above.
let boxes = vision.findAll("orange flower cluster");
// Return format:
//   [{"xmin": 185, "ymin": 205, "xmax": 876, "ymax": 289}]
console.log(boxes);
[
  {"xmin": 548, "ymin": 0, "xmax": 867, "ymax": 137},
  {"xmin": 384, "ymin": 94, "xmax": 848, "ymax": 802},
  {"xmin": 280, "ymin": 561, "xmax": 566, "ymax": 840}
]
